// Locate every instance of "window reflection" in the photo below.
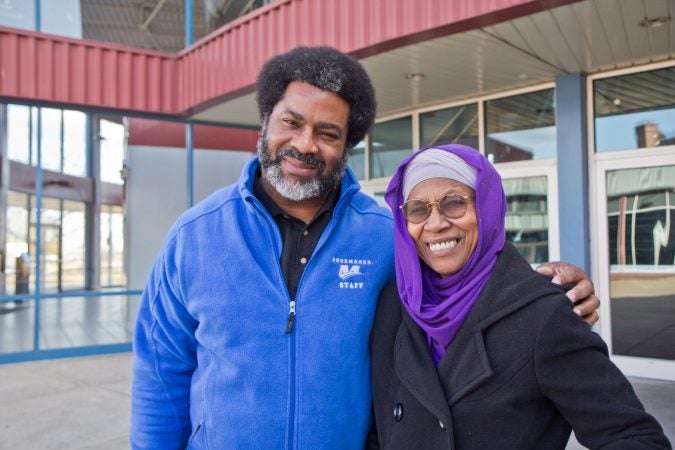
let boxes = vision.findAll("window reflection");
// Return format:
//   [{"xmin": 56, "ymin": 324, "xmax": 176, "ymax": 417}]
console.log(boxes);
[
  {"xmin": 101, "ymin": 205, "xmax": 126, "ymax": 287},
  {"xmin": 41, "ymin": 108, "xmax": 63, "ymax": 172},
  {"xmin": 100, "ymin": 119, "xmax": 125, "ymax": 184},
  {"xmin": 595, "ymin": 67, "xmax": 675, "ymax": 152},
  {"xmin": 2, "ymin": 191, "xmax": 30, "ymax": 296},
  {"xmin": 28, "ymin": 197, "xmax": 86, "ymax": 293},
  {"xmin": 607, "ymin": 165, "xmax": 675, "ymax": 360},
  {"xmin": 348, "ymin": 140, "xmax": 366, "ymax": 181},
  {"xmin": 504, "ymin": 176, "xmax": 549, "ymax": 264},
  {"xmin": 63, "ymin": 111, "xmax": 87, "ymax": 176},
  {"xmin": 420, "ymin": 104, "xmax": 479, "ymax": 149},
  {"xmin": 7, "ymin": 105, "xmax": 31, "ymax": 164},
  {"xmin": 369, "ymin": 116, "xmax": 412, "ymax": 179},
  {"xmin": 485, "ymin": 89, "xmax": 556, "ymax": 163}
]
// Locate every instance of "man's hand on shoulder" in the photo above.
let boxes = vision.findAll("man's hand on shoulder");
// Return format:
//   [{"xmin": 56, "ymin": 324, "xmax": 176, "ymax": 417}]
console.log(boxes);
[{"xmin": 536, "ymin": 262, "xmax": 600, "ymax": 326}]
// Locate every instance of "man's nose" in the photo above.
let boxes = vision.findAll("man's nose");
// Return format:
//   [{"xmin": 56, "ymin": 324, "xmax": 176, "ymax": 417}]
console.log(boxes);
[{"xmin": 292, "ymin": 127, "xmax": 318, "ymax": 154}]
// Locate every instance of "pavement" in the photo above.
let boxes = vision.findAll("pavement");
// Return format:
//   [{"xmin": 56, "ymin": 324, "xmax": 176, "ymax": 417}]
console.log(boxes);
[{"xmin": 0, "ymin": 353, "xmax": 673, "ymax": 449}]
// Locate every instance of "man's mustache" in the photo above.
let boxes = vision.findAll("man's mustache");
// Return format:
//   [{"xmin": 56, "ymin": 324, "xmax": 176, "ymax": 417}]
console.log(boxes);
[{"xmin": 277, "ymin": 147, "xmax": 325, "ymax": 170}]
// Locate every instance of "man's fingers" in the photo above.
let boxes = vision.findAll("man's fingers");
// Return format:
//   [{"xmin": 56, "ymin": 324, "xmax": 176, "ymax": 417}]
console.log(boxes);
[
  {"xmin": 572, "ymin": 293, "xmax": 600, "ymax": 317},
  {"xmin": 566, "ymin": 278, "xmax": 594, "ymax": 303},
  {"xmin": 580, "ymin": 309, "xmax": 599, "ymax": 326}
]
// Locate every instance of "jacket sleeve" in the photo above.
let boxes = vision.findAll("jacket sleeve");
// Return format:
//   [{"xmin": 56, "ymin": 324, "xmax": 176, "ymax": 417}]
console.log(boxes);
[
  {"xmin": 130, "ymin": 229, "xmax": 198, "ymax": 450},
  {"xmin": 534, "ymin": 296, "xmax": 671, "ymax": 449}
]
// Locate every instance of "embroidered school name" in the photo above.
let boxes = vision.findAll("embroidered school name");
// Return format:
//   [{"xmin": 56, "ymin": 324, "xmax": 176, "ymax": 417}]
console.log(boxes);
[
  {"xmin": 333, "ymin": 257, "xmax": 372, "ymax": 289},
  {"xmin": 332, "ymin": 258, "xmax": 373, "ymax": 265}
]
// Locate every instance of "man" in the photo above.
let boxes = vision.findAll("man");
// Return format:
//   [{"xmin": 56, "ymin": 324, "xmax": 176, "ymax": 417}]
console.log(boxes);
[{"xmin": 131, "ymin": 46, "xmax": 599, "ymax": 449}]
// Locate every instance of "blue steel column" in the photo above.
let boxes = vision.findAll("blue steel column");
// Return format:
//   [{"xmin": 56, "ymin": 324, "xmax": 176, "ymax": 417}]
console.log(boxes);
[
  {"xmin": 33, "ymin": 0, "xmax": 43, "ymax": 350},
  {"xmin": 34, "ymin": 0, "xmax": 41, "ymax": 30},
  {"xmin": 34, "ymin": 109, "xmax": 43, "ymax": 350},
  {"xmin": 555, "ymin": 74, "xmax": 590, "ymax": 272},
  {"xmin": 185, "ymin": 0, "xmax": 195, "ymax": 207}
]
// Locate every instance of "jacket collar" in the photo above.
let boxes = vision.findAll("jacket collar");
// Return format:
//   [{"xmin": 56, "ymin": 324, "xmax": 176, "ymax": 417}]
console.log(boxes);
[{"xmin": 395, "ymin": 243, "xmax": 561, "ymax": 407}]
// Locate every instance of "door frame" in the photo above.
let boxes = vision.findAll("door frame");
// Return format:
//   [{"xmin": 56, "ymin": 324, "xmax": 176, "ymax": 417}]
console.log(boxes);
[{"xmin": 590, "ymin": 148, "xmax": 675, "ymax": 381}]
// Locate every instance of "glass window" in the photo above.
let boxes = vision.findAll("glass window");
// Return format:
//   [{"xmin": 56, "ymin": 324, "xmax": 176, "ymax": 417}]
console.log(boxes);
[
  {"xmin": 3, "ymin": 191, "xmax": 30, "ymax": 296},
  {"xmin": 40, "ymin": 0, "xmax": 82, "ymax": 39},
  {"xmin": 28, "ymin": 197, "xmax": 86, "ymax": 293},
  {"xmin": 504, "ymin": 176, "xmax": 549, "ymax": 264},
  {"xmin": 606, "ymin": 165, "xmax": 675, "ymax": 360},
  {"xmin": 420, "ymin": 104, "xmax": 479, "ymax": 149},
  {"xmin": 369, "ymin": 116, "xmax": 412, "ymax": 179},
  {"xmin": 101, "ymin": 204, "xmax": 126, "ymax": 287},
  {"xmin": 63, "ymin": 110, "xmax": 87, "ymax": 176},
  {"xmin": 60, "ymin": 200, "xmax": 86, "ymax": 291},
  {"xmin": 7, "ymin": 105, "xmax": 31, "ymax": 164},
  {"xmin": 40, "ymin": 108, "xmax": 63, "ymax": 172},
  {"xmin": 348, "ymin": 140, "xmax": 366, "ymax": 180},
  {"xmin": 100, "ymin": 119, "xmax": 125, "ymax": 185},
  {"xmin": 594, "ymin": 67, "xmax": 675, "ymax": 152},
  {"xmin": 0, "ymin": 1, "xmax": 35, "ymax": 31},
  {"xmin": 485, "ymin": 89, "xmax": 556, "ymax": 163}
]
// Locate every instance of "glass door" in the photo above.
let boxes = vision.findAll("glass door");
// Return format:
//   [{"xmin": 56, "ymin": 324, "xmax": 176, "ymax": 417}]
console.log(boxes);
[{"xmin": 593, "ymin": 152, "xmax": 675, "ymax": 380}]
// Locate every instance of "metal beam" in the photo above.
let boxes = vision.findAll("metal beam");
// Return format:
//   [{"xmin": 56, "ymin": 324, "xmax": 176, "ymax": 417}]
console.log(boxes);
[{"xmin": 140, "ymin": 0, "xmax": 170, "ymax": 31}]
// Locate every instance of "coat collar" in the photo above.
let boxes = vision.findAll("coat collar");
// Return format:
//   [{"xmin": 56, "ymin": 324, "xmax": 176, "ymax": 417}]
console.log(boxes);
[{"xmin": 394, "ymin": 243, "xmax": 564, "ymax": 407}]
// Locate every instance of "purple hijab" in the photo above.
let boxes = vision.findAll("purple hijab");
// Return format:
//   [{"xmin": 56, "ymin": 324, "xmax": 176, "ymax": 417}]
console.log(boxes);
[{"xmin": 385, "ymin": 144, "xmax": 507, "ymax": 365}]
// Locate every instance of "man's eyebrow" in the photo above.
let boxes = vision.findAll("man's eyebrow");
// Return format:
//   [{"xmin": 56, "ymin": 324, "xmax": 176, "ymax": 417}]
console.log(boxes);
[
  {"xmin": 316, "ymin": 122, "xmax": 344, "ymax": 137},
  {"xmin": 281, "ymin": 109, "xmax": 344, "ymax": 137},
  {"xmin": 282, "ymin": 109, "xmax": 304, "ymax": 121}
]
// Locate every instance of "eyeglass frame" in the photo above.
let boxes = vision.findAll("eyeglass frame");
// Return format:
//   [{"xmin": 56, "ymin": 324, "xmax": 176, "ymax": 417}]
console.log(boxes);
[{"xmin": 400, "ymin": 193, "xmax": 474, "ymax": 224}]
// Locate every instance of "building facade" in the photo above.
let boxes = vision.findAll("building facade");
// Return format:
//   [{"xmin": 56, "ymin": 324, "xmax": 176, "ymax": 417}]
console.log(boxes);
[{"xmin": 0, "ymin": 0, "xmax": 673, "ymax": 381}]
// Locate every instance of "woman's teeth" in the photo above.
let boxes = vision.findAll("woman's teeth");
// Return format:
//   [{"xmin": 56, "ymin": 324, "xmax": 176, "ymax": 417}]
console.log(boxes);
[{"xmin": 429, "ymin": 240, "xmax": 458, "ymax": 252}]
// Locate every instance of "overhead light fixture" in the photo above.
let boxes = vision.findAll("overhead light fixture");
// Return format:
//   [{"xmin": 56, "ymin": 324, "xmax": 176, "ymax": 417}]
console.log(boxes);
[
  {"xmin": 404, "ymin": 72, "xmax": 426, "ymax": 81},
  {"xmin": 517, "ymin": 73, "xmax": 528, "ymax": 80},
  {"xmin": 640, "ymin": 16, "xmax": 671, "ymax": 28}
]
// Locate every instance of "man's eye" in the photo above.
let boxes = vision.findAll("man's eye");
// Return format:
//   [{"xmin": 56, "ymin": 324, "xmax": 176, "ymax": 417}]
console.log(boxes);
[{"xmin": 282, "ymin": 118, "xmax": 298, "ymax": 127}]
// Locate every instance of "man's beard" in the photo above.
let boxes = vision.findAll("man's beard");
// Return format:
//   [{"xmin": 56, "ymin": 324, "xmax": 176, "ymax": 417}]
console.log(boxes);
[{"xmin": 257, "ymin": 133, "xmax": 347, "ymax": 202}]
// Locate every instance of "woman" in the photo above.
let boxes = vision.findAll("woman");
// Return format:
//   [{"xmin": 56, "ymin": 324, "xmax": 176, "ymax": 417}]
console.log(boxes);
[{"xmin": 369, "ymin": 144, "xmax": 670, "ymax": 449}]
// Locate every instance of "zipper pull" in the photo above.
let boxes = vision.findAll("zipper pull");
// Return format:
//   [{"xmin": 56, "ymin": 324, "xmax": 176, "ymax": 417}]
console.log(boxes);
[{"xmin": 285, "ymin": 300, "xmax": 296, "ymax": 333}]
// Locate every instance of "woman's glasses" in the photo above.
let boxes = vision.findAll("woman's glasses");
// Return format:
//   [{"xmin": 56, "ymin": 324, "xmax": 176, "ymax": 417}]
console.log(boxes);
[{"xmin": 400, "ymin": 193, "xmax": 472, "ymax": 224}]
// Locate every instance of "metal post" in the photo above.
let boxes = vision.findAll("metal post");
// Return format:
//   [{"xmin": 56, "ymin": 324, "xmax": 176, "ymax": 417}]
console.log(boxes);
[
  {"xmin": 34, "ymin": 108, "xmax": 43, "ymax": 351},
  {"xmin": 185, "ymin": 0, "xmax": 194, "ymax": 208},
  {"xmin": 34, "ymin": 0, "xmax": 41, "ymax": 31},
  {"xmin": 186, "ymin": 124, "xmax": 194, "ymax": 207}
]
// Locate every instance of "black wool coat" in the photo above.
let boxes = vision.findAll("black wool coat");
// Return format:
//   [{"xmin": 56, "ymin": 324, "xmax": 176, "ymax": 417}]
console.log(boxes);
[{"xmin": 369, "ymin": 243, "xmax": 670, "ymax": 450}]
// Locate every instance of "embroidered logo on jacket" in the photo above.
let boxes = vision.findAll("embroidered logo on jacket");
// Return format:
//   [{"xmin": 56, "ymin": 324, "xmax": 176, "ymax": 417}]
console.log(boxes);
[{"xmin": 332, "ymin": 257, "xmax": 372, "ymax": 289}]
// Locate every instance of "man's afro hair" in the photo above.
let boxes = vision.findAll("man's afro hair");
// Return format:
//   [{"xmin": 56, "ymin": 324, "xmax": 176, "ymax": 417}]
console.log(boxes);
[{"xmin": 256, "ymin": 46, "xmax": 377, "ymax": 150}]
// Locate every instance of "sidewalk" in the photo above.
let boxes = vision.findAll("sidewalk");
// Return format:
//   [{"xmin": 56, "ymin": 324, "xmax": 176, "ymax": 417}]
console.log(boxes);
[{"xmin": 0, "ymin": 353, "xmax": 673, "ymax": 449}]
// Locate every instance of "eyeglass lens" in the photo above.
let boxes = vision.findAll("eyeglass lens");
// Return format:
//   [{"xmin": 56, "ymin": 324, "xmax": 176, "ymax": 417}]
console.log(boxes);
[{"xmin": 403, "ymin": 194, "xmax": 468, "ymax": 223}]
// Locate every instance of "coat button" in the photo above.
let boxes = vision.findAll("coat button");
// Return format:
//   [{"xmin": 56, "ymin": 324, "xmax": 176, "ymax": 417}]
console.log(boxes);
[
  {"xmin": 438, "ymin": 419, "xmax": 446, "ymax": 429},
  {"xmin": 393, "ymin": 403, "xmax": 403, "ymax": 422}
]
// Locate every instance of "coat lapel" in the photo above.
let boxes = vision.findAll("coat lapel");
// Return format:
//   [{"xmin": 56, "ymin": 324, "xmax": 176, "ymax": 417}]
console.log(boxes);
[
  {"xmin": 436, "ymin": 300, "xmax": 493, "ymax": 405},
  {"xmin": 394, "ymin": 311, "xmax": 452, "ymax": 423}
]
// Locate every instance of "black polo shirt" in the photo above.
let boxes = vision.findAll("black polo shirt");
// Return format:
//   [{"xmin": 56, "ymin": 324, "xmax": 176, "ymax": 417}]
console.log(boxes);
[{"xmin": 253, "ymin": 172, "xmax": 339, "ymax": 300}]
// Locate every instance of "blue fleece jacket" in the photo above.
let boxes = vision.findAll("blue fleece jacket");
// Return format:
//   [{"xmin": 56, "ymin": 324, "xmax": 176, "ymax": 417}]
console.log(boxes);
[{"xmin": 131, "ymin": 157, "xmax": 395, "ymax": 449}]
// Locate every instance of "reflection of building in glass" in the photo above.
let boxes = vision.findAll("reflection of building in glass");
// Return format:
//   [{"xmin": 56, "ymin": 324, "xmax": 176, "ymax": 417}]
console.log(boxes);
[
  {"xmin": 635, "ymin": 121, "xmax": 675, "ymax": 148},
  {"xmin": 607, "ymin": 168, "xmax": 675, "ymax": 267},
  {"xmin": 504, "ymin": 177, "xmax": 548, "ymax": 263}
]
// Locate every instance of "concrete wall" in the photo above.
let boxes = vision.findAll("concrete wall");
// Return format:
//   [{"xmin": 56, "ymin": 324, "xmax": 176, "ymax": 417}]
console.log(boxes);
[{"xmin": 126, "ymin": 145, "xmax": 253, "ymax": 289}]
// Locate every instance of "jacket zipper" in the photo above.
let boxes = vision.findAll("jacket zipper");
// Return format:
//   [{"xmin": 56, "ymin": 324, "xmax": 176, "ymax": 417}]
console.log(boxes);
[
  {"xmin": 285, "ymin": 300, "xmax": 296, "ymax": 333},
  {"xmin": 247, "ymin": 186, "xmax": 356, "ymax": 450},
  {"xmin": 249, "ymin": 198, "xmax": 298, "ymax": 450}
]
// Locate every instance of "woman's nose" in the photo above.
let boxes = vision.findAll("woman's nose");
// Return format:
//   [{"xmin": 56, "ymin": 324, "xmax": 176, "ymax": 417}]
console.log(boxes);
[{"xmin": 424, "ymin": 205, "xmax": 449, "ymax": 230}]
